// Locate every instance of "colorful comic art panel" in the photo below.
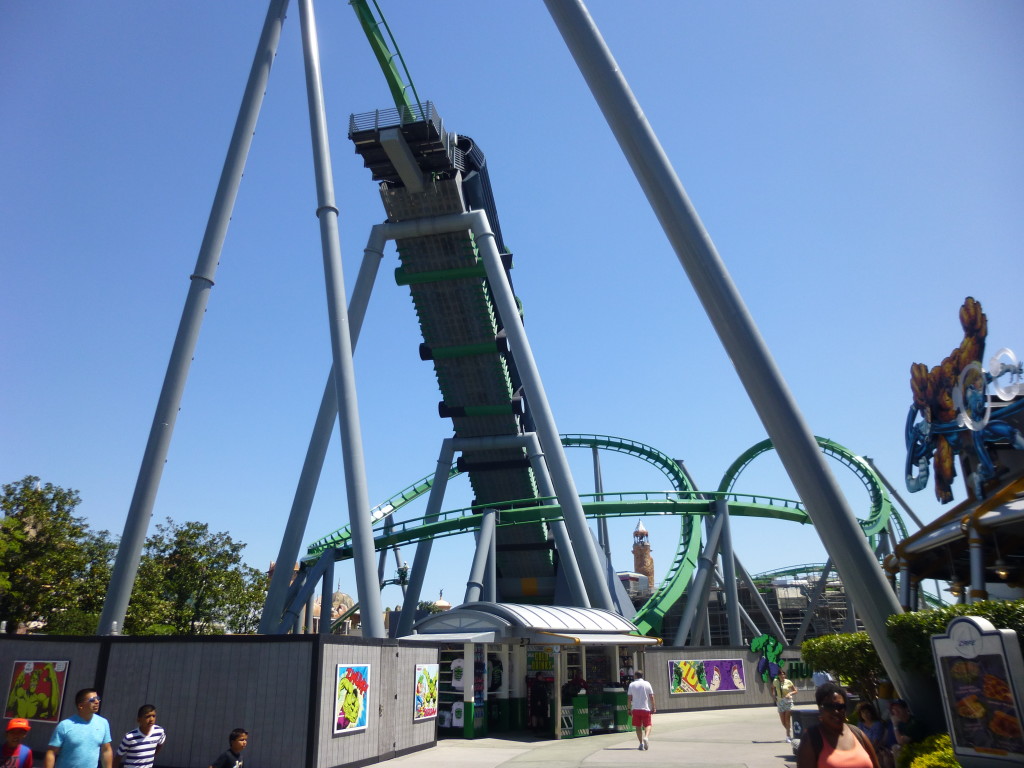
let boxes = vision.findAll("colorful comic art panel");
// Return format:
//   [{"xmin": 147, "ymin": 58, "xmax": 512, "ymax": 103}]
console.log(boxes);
[
  {"xmin": 668, "ymin": 659, "xmax": 746, "ymax": 694},
  {"xmin": 5, "ymin": 660, "xmax": 69, "ymax": 723},
  {"xmin": 335, "ymin": 664, "xmax": 370, "ymax": 734},
  {"xmin": 414, "ymin": 664, "xmax": 439, "ymax": 721}
]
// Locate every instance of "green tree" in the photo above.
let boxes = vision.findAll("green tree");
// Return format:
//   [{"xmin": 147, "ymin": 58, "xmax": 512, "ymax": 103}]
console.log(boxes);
[
  {"xmin": 800, "ymin": 631, "xmax": 886, "ymax": 702},
  {"xmin": 124, "ymin": 518, "xmax": 267, "ymax": 635},
  {"xmin": 0, "ymin": 476, "xmax": 116, "ymax": 634}
]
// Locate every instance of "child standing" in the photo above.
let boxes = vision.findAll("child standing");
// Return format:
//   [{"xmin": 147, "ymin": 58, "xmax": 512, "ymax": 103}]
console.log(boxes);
[
  {"xmin": 114, "ymin": 705, "xmax": 165, "ymax": 768},
  {"xmin": 3, "ymin": 718, "xmax": 33, "ymax": 768},
  {"xmin": 208, "ymin": 729, "xmax": 247, "ymax": 768}
]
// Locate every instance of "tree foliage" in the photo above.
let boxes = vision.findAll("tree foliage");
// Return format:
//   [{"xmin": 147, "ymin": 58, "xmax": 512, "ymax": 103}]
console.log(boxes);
[
  {"xmin": 800, "ymin": 631, "xmax": 886, "ymax": 702},
  {"xmin": 2, "ymin": 476, "xmax": 267, "ymax": 636},
  {"xmin": 124, "ymin": 518, "xmax": 267, "ymax": 635},
  {"xmin": 1, "ymin": 476, "xmax": 116, "ymax": 633}
]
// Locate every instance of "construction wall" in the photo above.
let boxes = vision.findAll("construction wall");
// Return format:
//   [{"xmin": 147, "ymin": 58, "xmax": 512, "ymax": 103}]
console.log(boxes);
[
  {"xmin": 1, "ymin": 633, "xmax": 438, "ymax": 768},
  {"xmin": 642, "ymin": 646, "xmax": 816, "ymax": 712}
]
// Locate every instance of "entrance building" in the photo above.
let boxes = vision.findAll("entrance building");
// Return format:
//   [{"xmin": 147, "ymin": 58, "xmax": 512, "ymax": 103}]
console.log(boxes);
[{"xmin": 401, "ymin": 602, "xmax": 660, "ymax": 738}]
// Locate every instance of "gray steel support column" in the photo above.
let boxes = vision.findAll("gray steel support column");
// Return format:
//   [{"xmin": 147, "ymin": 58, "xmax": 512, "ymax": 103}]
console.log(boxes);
[
  {"xmin": 473, "ymin": 214, "xmax": 613, "ymax": 610},
  {"xmin": 297, "ymin": 0, "xmax": 383, "ymax": 637},
  {"xmin": 967, "ymin": 522, "xmax": 988, "ymax": 604},
  {"xmin": 377, "ymin": 517, "xmax": 393, "ymax": 584},
  {"xmin": 484, "ymin": 520, "xmax": 497, "ymax": 602},
  {"xmin": 544, "ymin": 0, "xmax": 927, "ymax": 717},
  {"xmin": 523, "ymin": 434, "xmax": 590, "ymax": 607},
  {"xmin": 592, "ymin": 446, "xmax": 610, "ymax": 559},
  {"xmin": 718, "ymin": 500, "xmax": 742, "ymax": 646},
  {"xmin": 305, "ymin": 592, "xmax": 315, "ymax": 634},
  {"xmin": 98, "ymin": 0, "xmax": 291, "ymax": 636},
  {"xmin": 734, "ymin": 557, "xmax": 789, "ymax": 646},
  {"xmin": 674, "ymin": 509, "xmax": 726, "ymax": 646},
  {"xmin": 320, "ymin": 549, "xmax": 335, "ymax": 635},
  {"xmin": 396, "ymin": 440, "xmax": 456, "ymax": 636},
  {"xmin": 465, "ymin": 508, "xmax": 497, "ymax": 603},
  {"xmin": 899, "ymin": 560, "xmax": 912, "ymax": 610},
  {"xmin": 259, "ymin": 240, "xmax": 386, "ymax": 633},
  {"xmin": 793, "ymin": 561, "xmax": 833, "ymax": 647}
]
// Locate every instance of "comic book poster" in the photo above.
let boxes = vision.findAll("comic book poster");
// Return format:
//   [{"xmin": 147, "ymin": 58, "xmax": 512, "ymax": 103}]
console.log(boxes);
[
  {"xmin": 667, "ymin": 659, "xmax": 746, "ymax": 694},
  {"xmin": 413, "ymin": 664, "xmax": 439, "ymax": 721},
  {"xmin": 5, "ymin": 661, "xmax": 69, "ymax": 723},
  {"xmin": 334, "ymin": 664, "xmax": 370, "ymax": 734}
]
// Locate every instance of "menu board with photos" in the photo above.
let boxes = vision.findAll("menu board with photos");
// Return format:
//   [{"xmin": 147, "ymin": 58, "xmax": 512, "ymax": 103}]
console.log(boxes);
[{"xmin": 932, "ymin": 616, "xmax": 1023, "ymax": 765}]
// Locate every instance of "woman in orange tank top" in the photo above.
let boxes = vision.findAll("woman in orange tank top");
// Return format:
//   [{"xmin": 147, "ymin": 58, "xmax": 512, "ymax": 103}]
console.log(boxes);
[{"xmin": 796, "ymin": 682, "xmax": 880, "ymax": 768}]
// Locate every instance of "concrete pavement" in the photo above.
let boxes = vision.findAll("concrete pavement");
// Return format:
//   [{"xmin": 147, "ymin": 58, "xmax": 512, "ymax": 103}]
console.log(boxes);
[{"xmin": 389, "ymin": 706, "xmax": 798, "ymax": 768}]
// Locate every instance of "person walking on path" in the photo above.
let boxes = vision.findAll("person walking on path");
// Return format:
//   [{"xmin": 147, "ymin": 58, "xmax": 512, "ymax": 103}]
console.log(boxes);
[
  {"xmin": 44, "ymin": 689, "xmax": 112, "ymax": 768},
  {"xmin": 772, "ymin": 669, "xmax": 798, "ymax": 742},
  {"xmin": 627, "ymin": 669, "xmax": 656, "ymax": 751},
  {"xmin": 796, "ymin": 682, "xmax": 879, "ymax": 768},
  {"xmin": 113, "ymin": 705, "xmax": 165, "ymax": 768}
]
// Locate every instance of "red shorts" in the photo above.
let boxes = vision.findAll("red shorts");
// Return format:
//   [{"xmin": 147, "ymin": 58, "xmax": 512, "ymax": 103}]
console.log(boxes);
[{"xmin": 631, "ymin": 709, "xmax": 652, "ymax": 727}]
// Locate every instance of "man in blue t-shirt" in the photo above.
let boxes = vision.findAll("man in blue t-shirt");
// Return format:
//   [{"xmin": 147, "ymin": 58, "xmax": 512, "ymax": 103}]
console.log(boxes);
[{"xmin": 45, "ymin": 688, "xmax": 112, "ymax": 768}]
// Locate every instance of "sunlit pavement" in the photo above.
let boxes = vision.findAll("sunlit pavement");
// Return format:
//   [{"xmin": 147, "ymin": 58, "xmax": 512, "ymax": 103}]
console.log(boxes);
[{"xmin": 388, "ymin": 706, "xmax": 797, "ymax": 768}]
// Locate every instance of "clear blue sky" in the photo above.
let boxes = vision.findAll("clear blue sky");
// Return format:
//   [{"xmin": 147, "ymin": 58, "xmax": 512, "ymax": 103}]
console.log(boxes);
[{"xmin": 2, "ymin": 1, "xmax": 1022, "ymax": 613}]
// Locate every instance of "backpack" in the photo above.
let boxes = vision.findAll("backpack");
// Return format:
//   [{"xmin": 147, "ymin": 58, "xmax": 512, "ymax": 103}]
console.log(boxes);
[{"xmin": 807, "ymin": 724, "xmax": 878, "ymax": 768}]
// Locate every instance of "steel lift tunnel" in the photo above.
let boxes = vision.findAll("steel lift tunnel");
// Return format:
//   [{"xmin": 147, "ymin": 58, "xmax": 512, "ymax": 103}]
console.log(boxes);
[{"xmin": 348, "ymin": 102, "xmax": 570, "ymax": 604}]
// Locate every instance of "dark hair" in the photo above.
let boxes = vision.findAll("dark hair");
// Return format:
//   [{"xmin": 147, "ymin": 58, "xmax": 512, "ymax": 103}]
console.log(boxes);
[
  {"xmin": 634, "ymin": 670, "xmax": 644, "ymax": 678},
  {"xmin": 229, "ymin": 729, "xmax": 248, "ymax": 744},
  {"xmin": 858, "ymin": 702, "xmax": 878, "ymax": 719},
  {"xmin": 138, "ymin": 704, "xmax": 156, "ymax": 718},
  {"xmin": 891, "ymin": 699, "xmax": 910, "ymax": 711},
  {"xmin": 74, "ymin": 688, "xmax": 98, "ymax": 706},
  {"xmin": 815, "ymin": 681, "xmax": 847, "ymax": 707}
]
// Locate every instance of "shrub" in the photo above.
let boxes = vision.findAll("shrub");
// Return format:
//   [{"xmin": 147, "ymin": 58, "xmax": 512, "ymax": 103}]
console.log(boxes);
[
  {"xmin": 799, "ymin": 632, "xmax": 885, "ymax": 701},
  {"xmin": 904, "ymin": 733, "xmax": 961, "ymax": 768},
  {"xmin": 886, "ymin": 599, "xmax": 1024, "ymax": 677}
]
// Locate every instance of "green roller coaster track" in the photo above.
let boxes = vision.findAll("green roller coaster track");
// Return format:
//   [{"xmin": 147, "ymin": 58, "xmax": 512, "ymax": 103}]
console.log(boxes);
[{"xmin": 306, "ymin": 433, "xmax": 906, "ymax": 636}]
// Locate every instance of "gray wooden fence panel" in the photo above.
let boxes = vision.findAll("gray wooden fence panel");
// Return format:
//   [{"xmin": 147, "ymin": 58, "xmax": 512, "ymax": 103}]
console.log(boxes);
[{"xmin": 316, "ymin": 640, "xmax": 383, "ymax": 768}]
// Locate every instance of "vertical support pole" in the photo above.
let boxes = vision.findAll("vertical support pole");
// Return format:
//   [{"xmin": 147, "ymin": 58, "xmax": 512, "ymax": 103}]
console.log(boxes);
[
  {"xmin": 296, "ymin": 0, "xmax": 383, "ymax": 637},
  {"xmin": 899, "ymin": 560, "xmax": 912, "ymax": 611},
  {"xmin": 967, "ymin": 522, "xmax": 988, "ymax": 604},
  {"xmin": 305, "ymin": 592, "xmax": 315, "ymax": 634},
  {"xmin": 320, "ymin": 549, "xmax": 335, "ymax": 635},
  {"xmin": 718, "ymin": 500, "xmax": 742, "ymax": 646},
  {"xmin": 465, "ymin": 508, "xmax": 497, "ymax": 603},
  {"xmin": 592, "ymin": 446, "xmax": 610, "ymax": 560},
  {"xmin": 485, "ymin": 515, "xmax": 497, "ymax": 602},
  {"xmin": 673, "ymin": 508, "xmax": 726, "ymax": 646},
  {"xmin": 98, "ymin": 0, "xmax": 291, "ymax": 636},
  {"xmin": 543, "ymin": 0, "xmax": 929, "ymax": 719}
]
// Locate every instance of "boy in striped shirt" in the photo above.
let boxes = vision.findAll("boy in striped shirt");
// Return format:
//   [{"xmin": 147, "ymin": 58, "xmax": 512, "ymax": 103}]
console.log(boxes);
[{"xmin": 113, "ymin": 706, "xmax": 165, "ymax": 768}]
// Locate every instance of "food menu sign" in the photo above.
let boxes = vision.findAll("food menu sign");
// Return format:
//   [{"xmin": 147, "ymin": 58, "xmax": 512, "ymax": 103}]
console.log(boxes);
[
  {"xmin": 932, "ymin": 616, "xmax": 1024, "ymax": 766},
  {"xmin": 667, "ymin": 659, "xmax": 745, "ymax": 694}
]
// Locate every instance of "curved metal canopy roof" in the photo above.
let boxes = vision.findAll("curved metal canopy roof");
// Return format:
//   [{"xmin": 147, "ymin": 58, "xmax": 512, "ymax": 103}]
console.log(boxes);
[{"xmin": 406, "ymin": 601, "xmax": 659, "ymax": 645}]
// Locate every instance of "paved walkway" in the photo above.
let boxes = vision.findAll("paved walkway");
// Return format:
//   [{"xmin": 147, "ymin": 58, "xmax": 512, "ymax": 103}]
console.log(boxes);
[{"xmin": 389, "ymin": 706, "xmax": 798, "ymax": 768}]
